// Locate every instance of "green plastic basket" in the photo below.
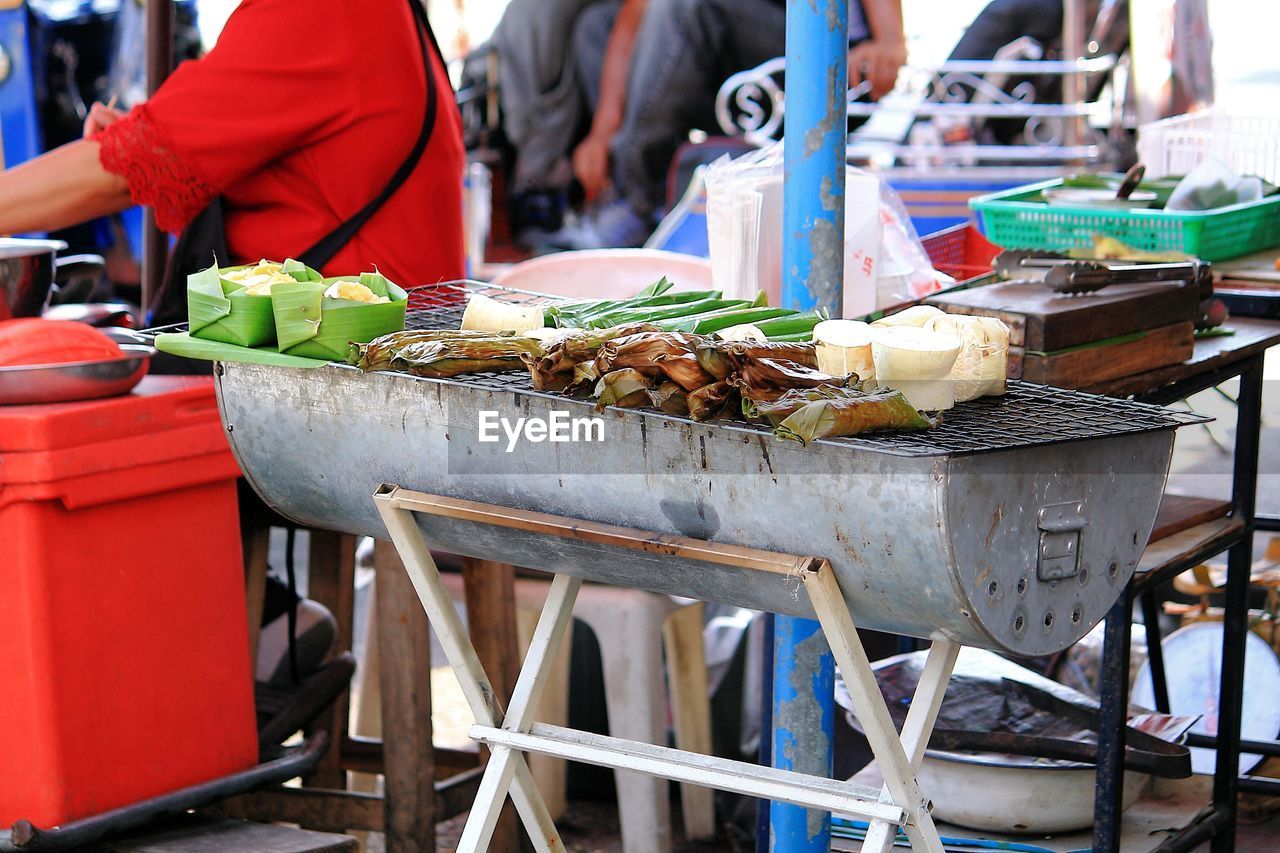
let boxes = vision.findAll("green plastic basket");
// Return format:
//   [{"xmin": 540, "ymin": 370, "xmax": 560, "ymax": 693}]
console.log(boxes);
[{"xmin": 970, "ymin": 178, "xmax": 1280, "ymax": 262}]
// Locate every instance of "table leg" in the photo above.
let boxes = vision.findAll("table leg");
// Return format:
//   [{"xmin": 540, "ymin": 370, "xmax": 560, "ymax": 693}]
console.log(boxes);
[
  {"xmin": 1139, "ymin": 589, "xmax": 1171, "ymax": 713},
  {"xmin": 1092, "ymin": 591, "xmax": 1133, "ymax": 853},
  {"xmin": 1210, "ymin": 358, "xmax": 1264, "ymax": 852},
  {"xmin": 663, "ymin": 602, "xmax": 716, "ymax": 842},
  {"xmin": 305, "ymin": 530, "xmax": 357, "ymax": 792},
  {"xmin": 459, "ymin": 574, "xmax": 583, "ymax": 852},
  {"xmin": 374, "ymin": 540, "xmax": 436, "ymax": 852},
  {"xmin": 463, "ymin": 557, "xmax": 524, "ymax": 852},
  {"xmin": 241, "ymin": 523, "xmax": 270, "ymax": 672}
]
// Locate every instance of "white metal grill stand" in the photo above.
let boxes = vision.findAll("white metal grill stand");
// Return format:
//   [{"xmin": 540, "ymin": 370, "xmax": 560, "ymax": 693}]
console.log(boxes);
[{"xmin": 372, "ymin": 484, "xmax": 959, "ymax": 852}]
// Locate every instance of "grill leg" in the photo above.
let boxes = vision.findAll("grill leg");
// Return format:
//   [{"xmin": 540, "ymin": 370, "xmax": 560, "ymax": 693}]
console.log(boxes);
[
  {"xmin": 457, "ymin": 573, "xmax": 583, "ymax": 852},
  {"xmin": 860, "ymin": 640, "xmax": 960, "ymax": 853},
  {"xmin": 803, "ymin": 561, "xmax": 946, "ymax": 853},
  {"xmin": 374, "ymin": 496, "xmax": 567, "ymax": 853}
]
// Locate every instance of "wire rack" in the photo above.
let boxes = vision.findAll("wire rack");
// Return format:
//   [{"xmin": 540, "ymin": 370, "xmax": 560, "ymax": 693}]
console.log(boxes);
[{"xmin": 400, "ymin": 282, "xmax": 1208, "ymax": 458}]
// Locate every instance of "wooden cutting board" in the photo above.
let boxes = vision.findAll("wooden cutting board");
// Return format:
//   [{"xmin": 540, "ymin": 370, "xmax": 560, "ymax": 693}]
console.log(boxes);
[
  {"xmin": 926, "ymin": 281, "xmax": 1200, "ymax": 350},
  {"xmin": 1016, "ymin": 322, "xmax": 1195, "ymax": 387}
]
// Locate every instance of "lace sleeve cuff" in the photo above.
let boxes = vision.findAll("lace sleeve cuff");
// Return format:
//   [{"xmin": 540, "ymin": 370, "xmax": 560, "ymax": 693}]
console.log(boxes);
[{"xmin": 95, "ymin": 111, "xmax": 215, "ymax": 235}]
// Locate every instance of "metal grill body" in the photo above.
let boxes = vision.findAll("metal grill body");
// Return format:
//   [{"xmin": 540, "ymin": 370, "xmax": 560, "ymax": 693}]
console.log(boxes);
[{"xmin": 216, "ymin": 291, "xmax": 1198, "ymax": 655}]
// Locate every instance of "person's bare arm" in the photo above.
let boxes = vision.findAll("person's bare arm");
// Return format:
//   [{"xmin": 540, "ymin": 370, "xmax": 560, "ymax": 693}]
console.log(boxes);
[
  {"xmin": 0, "ymin": 140, "xmax": 133, "ymax": 235},
  {"xmin": 850, "ymin": 0, "xmax": 907, "ymax": 99},
  {"xmin": 573, "ymin": 0, "xmax": 647, "ymax": 199}
]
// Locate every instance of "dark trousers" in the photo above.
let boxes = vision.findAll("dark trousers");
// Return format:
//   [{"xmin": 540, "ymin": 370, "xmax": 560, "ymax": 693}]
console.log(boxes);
[
  {"xmin": 947, "ymin": 0, "xmax": 1065, "ymax": 61},
  {"xmin": 611, "ymin": 0, "xmax": 788, "ymax": 216}
]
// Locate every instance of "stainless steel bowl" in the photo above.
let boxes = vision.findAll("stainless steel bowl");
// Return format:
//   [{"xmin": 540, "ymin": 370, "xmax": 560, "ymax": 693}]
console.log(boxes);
[
  {"xmin": 0, "ymin": 344, "xmax": 153, "ymax": 405},
  {"xmin": 0, "ymin": 238, "xmax": 68, "ymax": 320}
]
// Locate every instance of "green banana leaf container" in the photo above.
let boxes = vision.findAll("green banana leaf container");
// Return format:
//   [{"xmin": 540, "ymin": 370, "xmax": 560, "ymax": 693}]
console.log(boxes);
[
  {"xmin": 187, "ymin": 259, "xmax": 323, "ymax": 347},
  {"xmin": 271, "ymin": 271, "xmax": 408, "ymax": 361}
]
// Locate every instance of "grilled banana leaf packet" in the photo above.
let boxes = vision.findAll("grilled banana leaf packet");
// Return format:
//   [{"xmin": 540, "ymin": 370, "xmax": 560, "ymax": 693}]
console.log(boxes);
[
  {"xmin": 595, "ymin": 368, "xmax": 654, "ymax": 410},
  {"xmin": 647, "ymin": 381, "xmax": 690, "ymax": 416},
  {"xmin": 273, "ymin": 271, "xmax": 408, "ymax": 361},
  {"xmin": 687, "ymin": 381, "xmax": 736, "ymax": 421},
  {"xmin": 596, "ymin": 332, "xmax": 718, "ymax": 394},
  {"xmin": 773, "ymin": 388, "xmax": 938, "ymax": 445},
  {"xmin": 731, "ymin": 357, "xmax": 846, "ymax": 405},
  {"xmin": 742, "ymin": 385, "xmax": 847, "ymax": 426},
  {"xmin": 349, "ymin": 330, "xmax": 498, "ymax": 371},
  {"xmin": 595, "ymin": 332, "xmax": 700, "ymax": 374},
  {"xmin": 187, "ymin": 258, "xmax": 321, "ymax": 347},
  {"xmin": 350, "ymin": 330, "xmax": 542, "ymax": 377},
  {"xmin": 523, "ymin": 322, "xmax": 660, "ymax": 390},
  {"xmin": 697, "ymin": 338, "xmax": 819, "ymax": 382}
]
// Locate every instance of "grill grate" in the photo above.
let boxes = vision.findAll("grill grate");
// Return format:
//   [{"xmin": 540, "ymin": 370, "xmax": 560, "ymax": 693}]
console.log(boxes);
[{"xmin": 400, "ymin": 282, "xmax": 1208, "ymax": 458}]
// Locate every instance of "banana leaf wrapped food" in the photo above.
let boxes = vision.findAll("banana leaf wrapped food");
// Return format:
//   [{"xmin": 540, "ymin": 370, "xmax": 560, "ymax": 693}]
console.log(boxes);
[
  {"xmin": 272, "ymin": 271, "xmax": 408, "ymax": 361},
  {"xmin": 522, "ymin": 322, "xmax": 659, "ymax": 391},
  {"xmin": 773, "ymin": 388, "xmax": 938, "ymax": 445},
  {"xmin": 695, "ymin": 339, "xmax": 819, "ymax": 380},
  {"xmin": 686, "ymin": 380, "xmax": 736, "ymax": 422},
  {"xmin": 349, "ymin": 330, "xmax": 543, "ymax": 377},
  {"xmin": 188, "ymin": 258, "xmax": 321, "ymax": 347},
  {"xmin": 595, "ymin": 368, "xmax": 654, "ymax": 409},
  {"xmin": 731, "ymin": 357, "xmax": 845, "ymax": 403},
  {"xmin": 567, "ymin": 361, "xmax": 601, "ymax": 395},
  {"xmin": 647, "ymin": 381, "xmax": 690, "ymax": 416},
  {"xmin": 349, "ymin": 330, "xmax": 503, "ymax": 371},
  {"xmin": 742, "ymin": 385, "xmax": 848, "ymax": 424},
  {"xmin": 595, "ymin": 331, "xmax": 713, "ymax": 390}
]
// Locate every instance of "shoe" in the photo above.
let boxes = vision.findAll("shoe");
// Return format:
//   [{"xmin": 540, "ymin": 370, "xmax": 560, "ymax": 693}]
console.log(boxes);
[
  {"xmin": 257, "ymin": 575, "xmax": 338, "ymax": 687},
  {"xmin": 511, "ymin": 188, "xmax": 570, "ymax": 249},
  {"xmin": 551, "ymin": 197, "xmax": 654, "ymax": 250}
]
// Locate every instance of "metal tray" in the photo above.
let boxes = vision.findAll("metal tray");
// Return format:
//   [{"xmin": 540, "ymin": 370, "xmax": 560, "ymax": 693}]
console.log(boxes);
[{"xmin": 0, "ymin": 344, "xmax": 152, "ymax": 406}]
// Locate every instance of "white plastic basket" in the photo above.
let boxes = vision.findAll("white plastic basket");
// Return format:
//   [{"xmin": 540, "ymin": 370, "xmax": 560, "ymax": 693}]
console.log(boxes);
[{"xmin": 1138, "ymin": 110, "xmax": 1280, "ymax": 183}]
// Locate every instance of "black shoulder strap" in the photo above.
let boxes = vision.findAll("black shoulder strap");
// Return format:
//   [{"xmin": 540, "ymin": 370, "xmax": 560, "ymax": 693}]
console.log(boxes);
[{"xmin": 298, "ymin": 0, "xmax": 447, "ymax": 270}]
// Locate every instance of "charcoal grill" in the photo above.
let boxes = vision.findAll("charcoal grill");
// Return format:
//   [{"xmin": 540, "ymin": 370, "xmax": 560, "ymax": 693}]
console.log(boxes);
[
  {"xmin": 217, "ymin": 282, "xmax": 1202, "ymax": 658},
  {"xmin": 210, "ymin": 281, "xmax": 1205, "ymax": 850}
]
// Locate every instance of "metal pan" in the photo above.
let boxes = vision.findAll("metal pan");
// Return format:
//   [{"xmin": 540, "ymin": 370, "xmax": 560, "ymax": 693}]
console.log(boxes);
[
  {"xmin": 0, "ymin": 238, "xmax": 68, "ymax": 321},
  {"xmin": 0, "ymin": 344, "xmax": 153, "ymax": 406}
]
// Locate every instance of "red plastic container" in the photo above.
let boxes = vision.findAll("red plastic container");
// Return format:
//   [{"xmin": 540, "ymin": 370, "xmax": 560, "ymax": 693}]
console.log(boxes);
[
  {"xmin": 921, "ymin": 223, "xmax": 1001, "ymax": 284},
  {"xmin": 0, "ymin": 376, "xmax": 257, "ymax": 828}
]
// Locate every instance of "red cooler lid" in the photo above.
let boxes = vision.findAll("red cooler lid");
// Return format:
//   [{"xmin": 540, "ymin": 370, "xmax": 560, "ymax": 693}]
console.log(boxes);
[
  {"xmin": 0, "ymin": 377, "xmax": 217, "ymax": 452},
  {"xmin": 0, "ymin": 377, "xmax": 238, "ymax": 493}
]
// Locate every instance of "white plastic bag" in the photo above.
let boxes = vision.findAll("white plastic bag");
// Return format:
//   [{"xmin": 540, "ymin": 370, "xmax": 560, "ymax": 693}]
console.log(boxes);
[
  {"xmin": 704, "ymin": 145, "xmax": 778, "ymax": 304},
  {"xmin": 704, "ymin": 143, "xmax": 943, "ymax": 317},
  {"xmin": 1166, "ymin": 156, "xmax": 1264, "ymax": 210},
  {"xmin": 876, "ymin": 181, "xmax": 950, "ymax": 307}
]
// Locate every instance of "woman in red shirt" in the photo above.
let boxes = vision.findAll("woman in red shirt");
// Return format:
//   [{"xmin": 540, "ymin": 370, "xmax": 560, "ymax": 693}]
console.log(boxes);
[{"xmin": 0, "ymin": 0, "xmax": 465, "ymax": 293}]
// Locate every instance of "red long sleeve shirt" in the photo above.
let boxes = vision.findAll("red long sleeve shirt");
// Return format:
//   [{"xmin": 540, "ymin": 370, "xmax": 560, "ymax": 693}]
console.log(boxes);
[{"xmin": 96, "ymin": 0, "xmax": 465, "ymax": 286}]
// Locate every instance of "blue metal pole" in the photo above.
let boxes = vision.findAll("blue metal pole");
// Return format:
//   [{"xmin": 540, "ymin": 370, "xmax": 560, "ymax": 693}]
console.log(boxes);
[
  {"xmin": 771, "ymin": 615, "xmax": 837, "ymax": 852},
  {"xmin": 771, "ymin": 1, "xmax": 846, "ymax": 851},
  {"xmin": 780, "ymin": 0, "xmax": 848, "ymax": 314}
]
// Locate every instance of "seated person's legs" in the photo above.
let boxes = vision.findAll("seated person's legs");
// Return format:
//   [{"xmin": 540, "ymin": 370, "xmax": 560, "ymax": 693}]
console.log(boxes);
[
  {"xmin": 566, "ymin": 0, "xmax": 788, "ymax": 248},
  {"xmin": 574, "ymin": 0, "xmax": 624, "ymax": 112},
  {"xmin": 492, "ymin": 0, "xmax": 605, "ymax": 238},
  {"xmin": 948, "ymin": 0, "xmax": 1065, "ymax": 61}
]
